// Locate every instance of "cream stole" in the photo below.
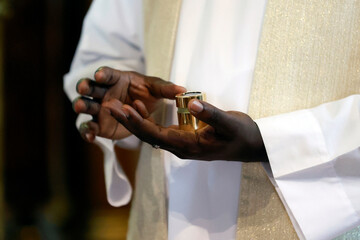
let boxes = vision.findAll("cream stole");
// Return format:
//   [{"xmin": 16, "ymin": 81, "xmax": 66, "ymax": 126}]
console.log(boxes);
[
  {"xmin": 129, "ymin": 0, "xmax": 360, "ymax": 239},
  {"xmin": 127, "ymin": 1, "xmax": 182, "ymax": 240},
  {"xmin": 237, "ymin": 1, "xmax": 360, "ymax": 239}
]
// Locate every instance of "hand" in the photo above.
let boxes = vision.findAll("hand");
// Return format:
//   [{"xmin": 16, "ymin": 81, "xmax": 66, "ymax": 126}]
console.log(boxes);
[
  {"xmin": 72, "ymin": 67, "xmax": 186, "ymax": 142},
  {"xmin": 103, "ymin": 98, "xmax": 268, "ymax": 162}
]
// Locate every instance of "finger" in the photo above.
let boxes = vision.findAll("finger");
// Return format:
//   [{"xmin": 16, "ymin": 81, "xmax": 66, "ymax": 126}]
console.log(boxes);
[
  {"xmin": 147, "ymin": 76, "xmax": 186, "ymax": 99},
  {"xmin": 132, "ymin": 100, "xmax": 150, "ymax": 119},
  {"xmin": 195, "ymin": 125, "xmax": 225, "ymax": 145},
  {"xmin": 72, "ymin": 96, "xmax": 101, "ymax": 115},
  {"xmin": 103, "ymin": 99, "xmax": 193, "ymax": 150},
  {"xmin": 94, "ymin": 66, "xmax": 122, "ymax": 85},
  {"xmin": 102, "ymin": 99, "xmax": 128, "ymax": 121},
  {"xmin": 123, "ymin": 105, "xmax": 202, "ymax": 158},
  {"xmin": 103, "ymin": 100, "xmax": 155, "ymax": 141},
  {"xmin": 96, "ymin": 106, "xmax": 129, "ymax": 139},
  {"xmin": 76, "ymin": 78, "xmax": 108, "ymax": 99},
  {"xmin": 188, "ymin": 99, "xmax": 233, "ymax": 133},
  {"xmin": 79, "ymin": 121, "xmax": 100, "ymax": 143}
]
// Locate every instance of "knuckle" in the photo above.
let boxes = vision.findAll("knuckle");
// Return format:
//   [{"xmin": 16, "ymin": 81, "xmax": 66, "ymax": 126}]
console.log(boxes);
[{"xmin": 91, "ymin": 102, "xmax": 100, "ymax": 113}]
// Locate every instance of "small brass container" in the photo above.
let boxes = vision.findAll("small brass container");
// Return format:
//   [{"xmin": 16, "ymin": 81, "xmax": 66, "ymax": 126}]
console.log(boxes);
[{"xmin": 175, "ymin": 92, "xmax": 206, "ymax": 131}]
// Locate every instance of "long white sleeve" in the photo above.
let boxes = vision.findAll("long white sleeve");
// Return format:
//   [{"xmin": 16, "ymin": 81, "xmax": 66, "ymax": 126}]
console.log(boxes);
[
  {"xmin": 256, "ymin": 95, "xmax": 360, "ymax": 240},
  {"xmin": 63, "ymin": 0, "xmax": 143, "ymax": 207}
]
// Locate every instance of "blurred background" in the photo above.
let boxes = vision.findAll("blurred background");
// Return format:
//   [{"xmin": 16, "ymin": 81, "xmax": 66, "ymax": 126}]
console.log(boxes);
[
  {"xmin": 1, "ymin": 1, "xmax": 360, "ymax": 240},
  {"xmin": 0, "ymin": 0, "xmax": 138, "ymax": 239}
]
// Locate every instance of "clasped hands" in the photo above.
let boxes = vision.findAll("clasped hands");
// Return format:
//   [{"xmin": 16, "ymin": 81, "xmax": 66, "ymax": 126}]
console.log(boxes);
[{"xmin": 73, "ymin": 67, "xmax": 268, "ymax": 162}]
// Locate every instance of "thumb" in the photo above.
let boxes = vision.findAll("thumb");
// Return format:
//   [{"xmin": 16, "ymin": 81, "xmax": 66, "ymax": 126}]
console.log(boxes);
[{"xmin": 188, "ymin": 99, "xmax": 232, "ymax": 132}]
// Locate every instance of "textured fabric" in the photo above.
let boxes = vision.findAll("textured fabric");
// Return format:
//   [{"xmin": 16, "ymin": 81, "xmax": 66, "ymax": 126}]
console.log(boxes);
[
  {"xmin": 63, "ymin": 0, "xmax": 145, "ymax": 207},
  {"xmin": 65, "ymin": 0, "xmax": 360, "ymax": 239},
  {"xmin": 164, "ymin": 1, "xmax": 267, "ymax": 239},
  {"xmin": 130, "ymin": 0, "xmax": 360, "ymax": 239},
  {"xmin": 143, "ymin": 0, "xmax": 182, "ymax": 79},
  {"xmin": 127, "ymin": 0, "xmax": 182, "ymax": 239},
  {"xmin": 256, "ymin": 96, "xmax": 360, "ymax": 239},
  {"xmin": 237, "ymin": 0, "xmax": 360, "ymax": 239}
]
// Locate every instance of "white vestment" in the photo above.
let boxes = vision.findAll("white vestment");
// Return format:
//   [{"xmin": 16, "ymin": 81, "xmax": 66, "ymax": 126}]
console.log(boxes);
[{"xmin": 64, "ymin": 0, "xmax": 360, "ymax": 239}]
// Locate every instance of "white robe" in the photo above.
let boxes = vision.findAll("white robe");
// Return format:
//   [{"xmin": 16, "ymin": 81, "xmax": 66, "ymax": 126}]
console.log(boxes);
[{"xmin": 64, "ymin": 0, "xmax": 360, "ymax": 239}]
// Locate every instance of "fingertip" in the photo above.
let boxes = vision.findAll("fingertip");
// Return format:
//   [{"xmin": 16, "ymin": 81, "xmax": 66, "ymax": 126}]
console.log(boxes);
[
  {"xmin": 79, "ymin": 123, "xmax": 91, "ymax": 142},
  {"xmin": 170, "ymin": 85, "xmax": 187, "ymax": 99},
  {"xmin": 176, "ymin": 86, "xmax": 187, "ymax": 94},
  {"xmin": 76, "ymin": 79, "xmax": 90, "ymax": 95},
  {"xmin": 94, "ymin": 71, "xmax": 104, "ymax": 82},
  {"xmin": 72, "ymin": 97, "xmax": 85, "ymax": 113},
  {"xmin": 76, "ymin": 78, "xmax": 87, "ymax": 93},
  {"xmin": 122, "ymin": 104, "xmax": 143, "ymax": 122},
  {"xmin": 95, "ymin": 66, "xmax": 103, "ymax": 73},
  {"xmin": 160, "ymin": 83, "xmax": 187, "ymax": 99},
  {"xmin": 133, "ymin": 100, "xmax": 150, "ymax": 118},
  {"xmin": 121, "ymin": 105, "xmax": 134, "ymax": 118},
  {"xmin": 121, "ymin": 105, "xmax": 130, "ymax": 119},
  {"xmin": 94, "ymin": 66, "xmax": 106, "ymax": 81},
  {"xmin": 188, "ymin": 99, "xmax": 204, "ymax": 115},
  {"xmin": 85, "ymin": 133, "xmax": 95, "ymax": 142},
  {"xmin": 189, "ymin": 101, "xmax": 230, "ymax": 131},
  {"xmin": 78, "ymin": 121, "xmax": 100, "ymax": 142},
  {"xmin": 72, "ymin": 97, "xmax": 79, "ymax": 111}
]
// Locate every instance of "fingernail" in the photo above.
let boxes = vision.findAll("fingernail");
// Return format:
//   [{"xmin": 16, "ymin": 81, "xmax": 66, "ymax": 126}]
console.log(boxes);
[
  {"xmin": 178, "ymin": 86, "xmax": 187, "ymax": 93},
  {"xmin": 76, "ymin": 78, "xmax": 86, "ymax": 92},
  {"xmin": 108, "ymin": 107, "xmax": 127, "ymax": 121},
  {"xmin": 80, "ymin": 122, "xmax": 89, "ymax": 130},
  {"xmin": 94, "ymin": 67, "xmax": 104, "ymax": 79},
  {"xmin": 114, "ymin": 110, "xmax": 127, "ymax": 120},
  {"xmin": 95, "ymin": 67, "xmax": 103, "ymax": 74},
  {"xmin": 86, "ymin": 133, "xmax": 93, "ymax": 142},
  {"xmin": 72, "ymin": 96, "xmax": 81, "ymax": 112},
  {"xmin": 121, "ymin": 107, "xmax": 130, "ymax": 118},
  {"xmin": 189, "ymin": 100, "xmax": 203, "ymax": 113}
]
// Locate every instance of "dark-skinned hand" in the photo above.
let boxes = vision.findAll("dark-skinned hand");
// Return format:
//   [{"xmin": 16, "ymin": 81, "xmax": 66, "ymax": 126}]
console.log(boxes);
[
  {"xmin": 103, "ymin": 98, "xmax": 268, "ymax": 162},
  {"xmin": 72, "ymin": 67, "xmax": 186, "ymax": 142}
]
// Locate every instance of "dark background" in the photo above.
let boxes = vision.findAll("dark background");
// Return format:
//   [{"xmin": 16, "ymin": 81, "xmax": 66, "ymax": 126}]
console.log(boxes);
[{"xmin": 2, "ymin": 0, "xmax": 137, "ymax": 239}]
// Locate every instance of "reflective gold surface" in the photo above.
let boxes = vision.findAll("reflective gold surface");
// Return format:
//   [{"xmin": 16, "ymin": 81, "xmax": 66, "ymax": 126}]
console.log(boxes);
[{"xmin": 175, "ymin": 92, "xmax": 206, "ymax": 131}]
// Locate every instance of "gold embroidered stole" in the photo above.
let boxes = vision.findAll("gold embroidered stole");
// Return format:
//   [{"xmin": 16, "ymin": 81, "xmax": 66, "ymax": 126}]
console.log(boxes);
[
  {"xmin": 237, "ymin": 1, "xmax": 360, "ymax": 239},
  {"xmin": 127, "ymin": 1, "xmax": 182, "ymax": 239}
]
